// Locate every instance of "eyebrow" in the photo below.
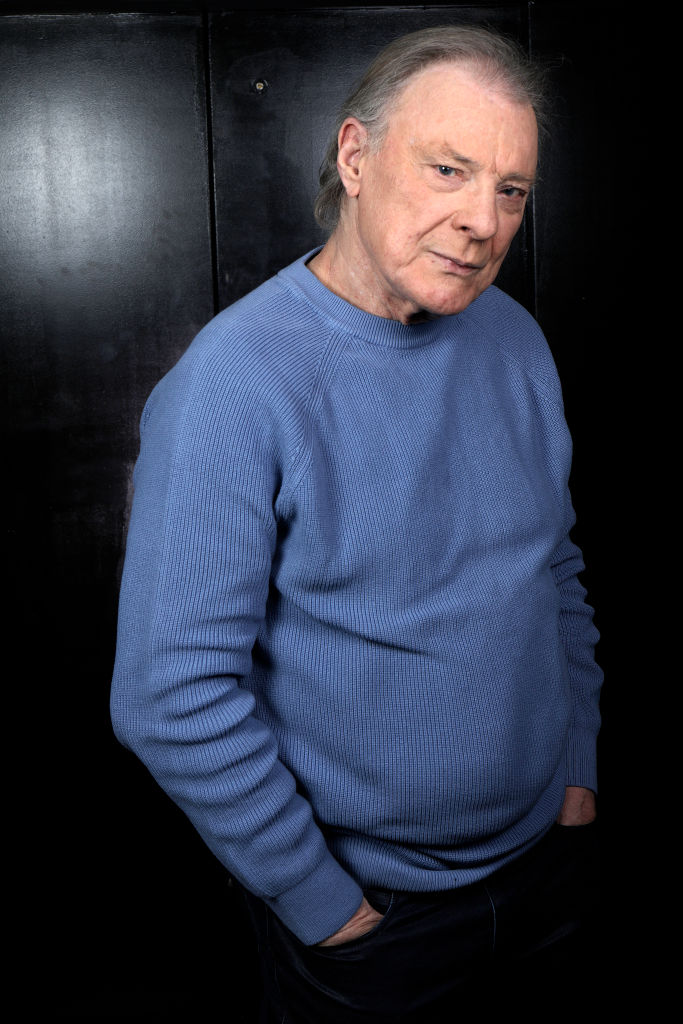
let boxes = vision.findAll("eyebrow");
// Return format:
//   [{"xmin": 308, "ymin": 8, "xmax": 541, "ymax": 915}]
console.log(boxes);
[{"xmin": 420, "ymin": 145, "xmax": 537, "ymax": 188}]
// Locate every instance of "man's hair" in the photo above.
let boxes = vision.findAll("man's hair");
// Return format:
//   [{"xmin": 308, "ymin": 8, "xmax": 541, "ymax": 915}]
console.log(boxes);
[{"xmin": 314, "ymin": 25, "xmax": 548, "ymax": 232}]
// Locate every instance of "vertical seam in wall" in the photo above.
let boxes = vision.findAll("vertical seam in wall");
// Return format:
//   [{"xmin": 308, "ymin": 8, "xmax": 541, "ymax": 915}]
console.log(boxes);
[
  {"xmin": 526, "ymin": 0, "xmax": 539, "ymax": 321},
  {"xmin": 202, "ymin": 11, "xmax": 220, "ymax": 317}
]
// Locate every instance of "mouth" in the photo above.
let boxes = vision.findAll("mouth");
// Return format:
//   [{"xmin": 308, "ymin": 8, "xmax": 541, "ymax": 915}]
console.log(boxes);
[{"xmin": 430, "ymin": 252, "xmax": 485, "ymax": 276}]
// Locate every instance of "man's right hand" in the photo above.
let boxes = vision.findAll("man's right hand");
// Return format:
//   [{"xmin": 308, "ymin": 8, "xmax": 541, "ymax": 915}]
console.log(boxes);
[{"xmin": 317, "ymin": 897, "xmax": 384, "ymax": 947}]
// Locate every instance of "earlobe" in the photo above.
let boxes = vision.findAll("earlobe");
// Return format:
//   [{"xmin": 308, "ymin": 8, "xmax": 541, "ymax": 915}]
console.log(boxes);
[{"xmin": 336, "ymin": 118, "xmax": 368, "ymax": 198}]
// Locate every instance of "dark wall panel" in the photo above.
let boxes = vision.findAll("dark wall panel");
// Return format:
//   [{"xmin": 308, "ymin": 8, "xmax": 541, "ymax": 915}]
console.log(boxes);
[
  {"xmin": 2, "ymin": 12, "xmax": 213, "ymax": 504},
  {"xmin": 1, "ymin": 12, "xmax": 218, "ymax": 1017},
  {"xmin": 2, "ymin": 11, "xmax": 214, "ymax": 629},
  {"xmin": 208, "ymin": 4, "xmax": 533, "ymax": 312}
]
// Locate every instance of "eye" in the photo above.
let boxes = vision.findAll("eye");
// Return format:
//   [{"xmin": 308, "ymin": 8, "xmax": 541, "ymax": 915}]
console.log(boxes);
[
  {"xmin": 436, "ymin": 165, "xmax": 456, "ymax": 176},
  {"xmin": 499, "ymin": 185, "xmax": 528, "ymax": 200}
]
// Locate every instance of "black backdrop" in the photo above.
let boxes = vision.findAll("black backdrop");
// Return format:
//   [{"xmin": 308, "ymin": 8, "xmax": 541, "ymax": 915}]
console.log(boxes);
[{"xmin": 2, "ymin": 2, "xmax": 652, "ymax": 1017}]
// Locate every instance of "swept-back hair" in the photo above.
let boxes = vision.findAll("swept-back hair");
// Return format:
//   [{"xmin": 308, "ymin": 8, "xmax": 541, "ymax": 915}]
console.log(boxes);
[{"xmin": 314, "ymin": 25, "xmax": 547, "ymax": 232}]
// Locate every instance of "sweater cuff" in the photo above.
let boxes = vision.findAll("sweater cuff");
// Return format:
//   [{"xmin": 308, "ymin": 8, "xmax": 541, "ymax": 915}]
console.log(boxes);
[
  {"xmin": 266, "ymin": 854, "xmax": 364, "ymax": 946},
  {"xmin": 565, "ymin": 726, "xmax": 599, "ymax": 793}
]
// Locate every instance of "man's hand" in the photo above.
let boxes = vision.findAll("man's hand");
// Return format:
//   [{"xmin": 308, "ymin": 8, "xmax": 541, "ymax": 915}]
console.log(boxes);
[
  {"xmin": 557, "ymin": 785, "xmax": 597, "ymax": 825},
  {"xmin": 318, "ymin": 789, "xmax": 597, "ymax": 948},
  {"xmin": 317, "ymin": 897, "xmax": 384, "ymax": 947}
]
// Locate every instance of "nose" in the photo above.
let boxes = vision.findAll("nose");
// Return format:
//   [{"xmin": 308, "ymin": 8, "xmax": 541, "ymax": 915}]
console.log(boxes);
[{"xmin": 452, "ymin": 184, "xmax": 498, "ymax": 240}]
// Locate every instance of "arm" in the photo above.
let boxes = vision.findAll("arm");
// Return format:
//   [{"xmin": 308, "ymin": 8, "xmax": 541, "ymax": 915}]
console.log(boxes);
[
  {"xmin": 550, "ymin": 521, "xmax": 603, "ymax": 800},
  {"xmin": 110, "ymin": 344, "xmax": 362, "ymax": 945},
  {"xmin": 497, "ymin": 306, "xmax": 603, "ymax": 800}
]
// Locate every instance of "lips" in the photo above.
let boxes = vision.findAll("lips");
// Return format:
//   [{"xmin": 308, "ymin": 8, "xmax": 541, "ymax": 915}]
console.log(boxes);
[{"xmin": 431, "ymin": 251, "xmax": 485, "ymax": 275}]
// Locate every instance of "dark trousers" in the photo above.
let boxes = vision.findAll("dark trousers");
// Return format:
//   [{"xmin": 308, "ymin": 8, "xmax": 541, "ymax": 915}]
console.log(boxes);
[{"xmin": 242, "ymin": 822, "xmax": 601, "ymax": 1023}]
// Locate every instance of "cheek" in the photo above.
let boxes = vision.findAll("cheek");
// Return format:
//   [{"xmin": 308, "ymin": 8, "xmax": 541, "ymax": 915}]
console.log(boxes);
[
  {"xmin": 487, "ymin": 236, "xmax": 515, "ymax": 269},
  {"xmin": 375, "ymin": 217, "xmax": 423, "ymax": 265},
  {"xmin": 494, "ymin": 216, "xmax": 525, "ymax": 255},
  {"xmin": 359, "ymin": 182, "xmax": 409, "ymax": 248},
  {"xmin": 382, "ymin": 185, "xmax": 436, "ymax": 243}
]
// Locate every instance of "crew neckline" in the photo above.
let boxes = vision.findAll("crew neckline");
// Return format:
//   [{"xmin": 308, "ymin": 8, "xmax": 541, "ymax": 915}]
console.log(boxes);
[{"xmin": 278, "ymin": 248, "xmax": 464, "ymax": 350}]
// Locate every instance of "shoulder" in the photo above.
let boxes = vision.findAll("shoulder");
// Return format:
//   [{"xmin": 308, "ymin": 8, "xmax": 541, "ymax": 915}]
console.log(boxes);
[
  {"xmin": 144, "ymin": 257, "xmax": 337, "ymax": 429},
  {"xmin": 185, "ymin": 268, "xmax": 331, "ymax": 392},
  {"xmin": 463, "ymin": 285, "xmax": 561, "ymax": 394}
]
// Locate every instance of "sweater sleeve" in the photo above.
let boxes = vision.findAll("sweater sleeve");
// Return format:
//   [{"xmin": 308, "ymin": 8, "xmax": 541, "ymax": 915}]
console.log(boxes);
[
  {"xmin": 492, "ymin": 293, "xmax": 604, "ymax": 793},
  {"xmin": 550, "ymin": 518, "xmax": 603, "ymax": 793},
  {"xmin": 534, "ymin": 340, "xmax": 602, "ymax": 792},
  {"xmin": 110, "ymin": 336, "xmax": 363, "ymax": 945}
]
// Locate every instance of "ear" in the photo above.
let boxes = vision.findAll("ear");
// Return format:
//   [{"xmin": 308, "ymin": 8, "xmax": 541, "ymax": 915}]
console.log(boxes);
[{"xmin": 336, "ymin": 117, "xmax": 369, "ymax": 198}]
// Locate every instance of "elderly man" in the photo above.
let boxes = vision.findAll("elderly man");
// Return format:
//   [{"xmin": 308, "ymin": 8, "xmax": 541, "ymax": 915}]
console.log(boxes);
[{"xmin": 111, "ymin": 25, "xmax": 602, "ymax": 1022}]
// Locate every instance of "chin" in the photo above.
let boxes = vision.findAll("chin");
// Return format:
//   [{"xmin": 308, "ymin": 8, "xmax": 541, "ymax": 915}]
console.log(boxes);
[
  {"xmin": 421, "ymin": 289, "xmax": 482, "ymax": 318},
  {"xmin": 415, "ymin": 276, "xmax": 491, "ymax": 318}
]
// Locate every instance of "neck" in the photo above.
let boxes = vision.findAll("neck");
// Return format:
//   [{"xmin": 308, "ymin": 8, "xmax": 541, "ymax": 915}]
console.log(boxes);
[{"xmin": 307, "ymin": 221, "xmax": 426, "ymax": 325}]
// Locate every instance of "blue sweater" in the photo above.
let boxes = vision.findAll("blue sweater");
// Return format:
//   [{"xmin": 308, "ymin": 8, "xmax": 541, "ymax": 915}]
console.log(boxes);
[{"xmin": 111, "ymin": 250, "xmax": 602, "ymax": 945}]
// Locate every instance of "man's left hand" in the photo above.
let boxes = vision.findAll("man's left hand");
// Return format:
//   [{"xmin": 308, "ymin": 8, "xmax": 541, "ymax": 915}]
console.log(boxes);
[{"xmin": 557, "ymin": 785, "xmax": 596, "ymax": 825}]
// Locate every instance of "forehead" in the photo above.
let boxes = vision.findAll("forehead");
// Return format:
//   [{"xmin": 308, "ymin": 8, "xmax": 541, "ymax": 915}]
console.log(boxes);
[{"xmin": 384, "ymin": 63, "xmax": 538, "ymax": 169}]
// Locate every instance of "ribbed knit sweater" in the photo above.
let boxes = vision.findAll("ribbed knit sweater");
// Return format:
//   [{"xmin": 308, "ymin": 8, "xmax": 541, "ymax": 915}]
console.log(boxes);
[{"xmin": 111, "ymin": 250, "xmax": 602, "ymax": 945}]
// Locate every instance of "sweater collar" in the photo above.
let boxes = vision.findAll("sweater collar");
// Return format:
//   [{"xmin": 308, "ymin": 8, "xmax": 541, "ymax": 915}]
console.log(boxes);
[{"xmin": 279, "ymin": 248, "xmax": 461, "ymax": 350}]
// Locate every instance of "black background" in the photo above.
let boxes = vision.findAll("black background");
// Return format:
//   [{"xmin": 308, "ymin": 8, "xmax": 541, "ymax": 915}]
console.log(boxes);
[{"xmin": 2, "ymin": 2, "xmax": 655, "ymax": 1017}]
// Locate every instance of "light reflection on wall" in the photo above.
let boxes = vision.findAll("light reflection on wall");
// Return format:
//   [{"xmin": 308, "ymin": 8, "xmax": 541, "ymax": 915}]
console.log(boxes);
[
  {"xmin": 6, "ymin": 81, "xmax": 176, "ymax": 324},
  {"xmin": 0, "ymin": 18, "xmax": 211, "ymax": 354}
]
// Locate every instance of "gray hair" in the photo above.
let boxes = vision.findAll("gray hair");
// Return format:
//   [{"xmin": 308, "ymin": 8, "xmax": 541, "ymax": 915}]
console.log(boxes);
[{"xmin": 314, "ymin": 25, "xmax": 548, "ymax": 232}]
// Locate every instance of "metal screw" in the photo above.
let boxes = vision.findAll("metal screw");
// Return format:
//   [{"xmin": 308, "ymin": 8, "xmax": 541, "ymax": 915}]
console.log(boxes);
[{"xmin": 251, "ymin": 79, "xmax": 269, "ymax": 94}]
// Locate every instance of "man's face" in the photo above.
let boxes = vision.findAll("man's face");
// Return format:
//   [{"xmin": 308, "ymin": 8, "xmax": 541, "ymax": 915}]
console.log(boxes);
[{"xmin": 340, "ymin": 64, "xmax": 538, "ymax": 322}]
